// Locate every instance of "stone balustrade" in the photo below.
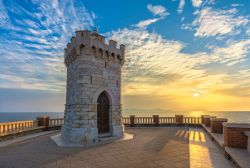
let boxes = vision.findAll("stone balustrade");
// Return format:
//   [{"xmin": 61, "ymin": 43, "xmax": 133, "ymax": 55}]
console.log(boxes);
[
  {"xmin": 49, "ymin": 118, "xmax": 64, "ymax": 127},
  {"xmin": 123, "ymin": 115, "xmax": 201, "ymax": 126},
  {"xmin": 0, "ymin": 117, "xmax": 65, "ymax": 139},
  {"xmin": 1, "ymin": 114, "xmax": 250, "ymax": 155},
  {"xmin": 0, "ymin": 120, "xmax": 38, "ymax": 136}
]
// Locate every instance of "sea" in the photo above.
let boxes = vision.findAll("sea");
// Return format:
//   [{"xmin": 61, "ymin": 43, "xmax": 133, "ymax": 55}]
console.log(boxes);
[{"xmin": 0, "ymin": 111, "xmax": 250, "ymax": 123}]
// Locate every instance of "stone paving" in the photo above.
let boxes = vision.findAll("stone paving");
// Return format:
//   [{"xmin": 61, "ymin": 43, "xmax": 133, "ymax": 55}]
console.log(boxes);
[{"xmin": 0, "ymin": 127, "xmax": 234, "ymax": 168}]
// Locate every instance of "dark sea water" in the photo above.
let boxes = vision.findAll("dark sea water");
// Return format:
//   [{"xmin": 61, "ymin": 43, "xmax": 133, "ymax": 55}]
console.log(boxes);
[
  {"xmin": 0, "ymin": 111, "xmax": 250, "ymax": 123},
  {"xmin": 0, "ymin": 112, "xmax": 64, "ymax": 123}
]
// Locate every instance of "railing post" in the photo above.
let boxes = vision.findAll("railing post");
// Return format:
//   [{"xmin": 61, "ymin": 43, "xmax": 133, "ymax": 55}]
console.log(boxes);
[
  {"xmin": 37, "ymin": 116, "xmax": 50, "ymax": 131},
  {"xmin": 130, "ymin": 115, "xmax": 135, "ymax": 127},
  {"xmin": 201, "ymin": 115, "xmax": 209, "ymax": 124},
  {"xmin": 153, "ymin": 115, "xmax": 159, "ymax": 126},
  {"xmin": 175, "ymin": 115, "xmax": 184, "ymax": 125}
]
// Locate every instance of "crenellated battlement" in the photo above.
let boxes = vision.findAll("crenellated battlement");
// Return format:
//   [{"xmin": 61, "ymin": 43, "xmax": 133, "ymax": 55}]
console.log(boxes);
[{"xmin": 64, "ymin": 29, "xmax": 125, "ymax": 67}]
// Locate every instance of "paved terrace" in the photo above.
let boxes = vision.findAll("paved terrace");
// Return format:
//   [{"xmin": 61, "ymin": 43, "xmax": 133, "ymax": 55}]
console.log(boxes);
[{"xmin": 0, "ymin": 127, "xmax": 233, "ymax": 168}]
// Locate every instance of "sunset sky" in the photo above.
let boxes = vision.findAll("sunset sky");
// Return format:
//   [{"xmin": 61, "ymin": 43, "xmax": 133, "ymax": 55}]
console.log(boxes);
[{"xmin": 0, "ymin": 0, "xmax": 250, "ymax": 112}]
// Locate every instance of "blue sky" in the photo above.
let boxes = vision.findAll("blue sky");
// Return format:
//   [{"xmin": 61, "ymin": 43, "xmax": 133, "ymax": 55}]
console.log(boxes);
[{"xmin": 0, "ymin": 0, "xmax": 250, "ymax": 112}]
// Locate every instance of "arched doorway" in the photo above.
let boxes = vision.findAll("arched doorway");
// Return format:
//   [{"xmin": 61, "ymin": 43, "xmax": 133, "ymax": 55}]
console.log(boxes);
[{"xmin": 97, "ymin": 91, "xmax": 110, "ymax": 134}]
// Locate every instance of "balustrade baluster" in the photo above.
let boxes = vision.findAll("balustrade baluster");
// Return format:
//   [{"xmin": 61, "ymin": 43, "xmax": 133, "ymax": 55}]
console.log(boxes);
[
  {"xmin": 7, "ymin": 124, "xmax": 10, "ymax": 133},
  {"xmin": 3, "ymin": 125, "xmax": 6, "ymax": 133}
]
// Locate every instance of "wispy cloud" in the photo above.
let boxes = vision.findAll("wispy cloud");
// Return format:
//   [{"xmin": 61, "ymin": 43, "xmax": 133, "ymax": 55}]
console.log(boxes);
[
  {"xmin": 0, "ymin": 0, "xmax": 95, "ymax": 91},
  {"xmin": 191, "ymin": 0, "xmax": 203, "ymax": 7},
  {"xmin": 134, "ymin": 4, "xmax": 169, "ymax": 28},
  {"xmin": 178, "ymin": 0, "xmax": 185, "ymax": 14},
  {"xmin": 0, "ymin": 0, "xmax": 11, "ymax": 28},
  {"xmin": 134, "ymin": 18, "xmax": 161, "ymax": 28},
  {"xmin": 108, "ymin": 27, "xmax": 250, "ymax": 101},
  {"xmin": 147, "ymin": 4, "xmax": 169, "ymax": 17},
  {"xmin": 193, "ymin": 7, "xmax": 249, "ymax": 37}
]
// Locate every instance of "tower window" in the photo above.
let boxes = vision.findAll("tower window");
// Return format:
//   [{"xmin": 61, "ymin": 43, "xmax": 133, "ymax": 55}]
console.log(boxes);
[
  {"xmin": 105, "ymin": 62, "xmax": 107, "ymax": 68},
  {"xmin": 90, "ymin": 75, "xmax": 92, "ymax": 84}
]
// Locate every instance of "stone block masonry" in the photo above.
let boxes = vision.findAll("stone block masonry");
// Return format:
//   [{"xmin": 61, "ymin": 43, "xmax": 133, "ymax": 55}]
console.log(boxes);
[
  {"xmin": 211, "ymin": 118, "xmax": 227, "ymax": 134},
  {"xmin": 223, "ymin": 123, "xmax": 250, "ymax": 149},
  {"xmin": 61, "ymin": 29, "xmax": 125, "ymax": 145}
]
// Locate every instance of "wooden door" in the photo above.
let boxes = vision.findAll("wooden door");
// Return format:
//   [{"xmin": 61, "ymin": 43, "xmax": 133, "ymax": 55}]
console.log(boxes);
[{"xmin": 97, "ymin": 92, "xmax": 109, "ymax": 134}]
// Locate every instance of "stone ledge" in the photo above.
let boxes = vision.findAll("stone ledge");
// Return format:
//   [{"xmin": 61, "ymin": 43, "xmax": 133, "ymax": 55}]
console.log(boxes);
[
  {"xmin": 244, "ymin": 131, "xmax": 250, "ymax": 137},
  {"xmin": 202, "ymin": 124, "xmax": 250, "ymax": 168},
  {"xmin": 223, "ymin": 123, "xmax": 250, "ymax": 128},
  {"xmin": 211, "ymin": 118, "xmax": 228, "ymax": 122},
  {"xmin": 244, "ymin": 131, "xmax": 250, "ymax": 153}
]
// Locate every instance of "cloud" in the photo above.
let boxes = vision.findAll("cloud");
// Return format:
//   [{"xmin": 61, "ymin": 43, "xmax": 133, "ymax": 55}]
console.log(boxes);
[
  {"xmin": 134, "ymin": 4, "xmax": 169, "ymax": 28},
  {"xmin": 134, "ymin": 18, "xmax": 161, "ymax": 28},
  {"xmin": 107, "ymin": 27, "xmax": 250, "ymax": 100},
  {"xmin": 0, "ymin": 0, "xmax": 11, "ymax": 28},
  {"xmin": 0, "ymin": 0, "xmax": 96, "ymax": 91},
  {"xmin": 178, "ymin": 0, "xmax": 185, "ymax": 14},
  {"xmin": 147, "ymin": 4, "xmax": 169, "ymax": 17},
  {"xmin": 210, "ymin": 40, "xmax": 250, "ymax": 66},
  {"xmin": 191, "ymin": 0, "xmax": 203, "ymax": 7},
  {"xmin": 193, "ymin": 7, "xmax": 249, "ymax": 37}
]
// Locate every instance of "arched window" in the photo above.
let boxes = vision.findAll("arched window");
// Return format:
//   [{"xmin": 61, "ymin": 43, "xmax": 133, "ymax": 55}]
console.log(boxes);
[
  {"xmin": 79, "ymin": 44, "xmax": 85, "ymax": 55},
  {"xmin": 105, "ymin": 50, "xmax": 109, "ymax": 57},
  {"xmin": 111, "ymin": 53, "xmax": 115, "ymax": 59},
  {"xmin": 91, "ymin": 46, "xmax": 96, "ymax": 55},
  {"xmin": 98, "ymin": 48, "xmax": 103, "ymax": 57}
]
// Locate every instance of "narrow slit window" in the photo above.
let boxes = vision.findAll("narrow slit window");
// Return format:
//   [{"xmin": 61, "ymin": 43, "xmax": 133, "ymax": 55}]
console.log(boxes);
[
  {"xmin": 117, "ymin": 80, "xmax": 119, "ymax": 87},
  {"xmin": 105, "ymin": 62, "xmax": 107, "ymax": 68},
  {"xmin": 90, "ymin": 75, "xmax": 92, "ymax": 84}
]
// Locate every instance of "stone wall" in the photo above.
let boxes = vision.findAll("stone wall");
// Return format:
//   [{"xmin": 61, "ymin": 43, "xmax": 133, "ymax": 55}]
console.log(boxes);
[
  {"xmin": 211, "ymin": 118, "xmax": 227, "ymax": 134},
  {"xmin": 223, "ymin": 123, "xmax": 250, "ymax": 149}
]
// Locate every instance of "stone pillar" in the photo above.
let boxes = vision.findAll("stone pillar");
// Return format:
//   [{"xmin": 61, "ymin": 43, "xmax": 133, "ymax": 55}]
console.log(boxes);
[
  {"xmin": 37, "ymin": 116, "xmax": 50, "ymax": 131},
  {"xmin": 211, "ymin": 118, "xmax": 228, "ymax": 134},
  {"xmin": 201, "ymin": 115, "xmax": 209, "ymax": 124},
  {"xmin": 175, "ymin": 115, "xmax": 184, "ymax": 124},
  {"xmin": 153, "ymin": 115, "xmax": 159, "ymax": 126},
  {"xmin": 223, "ymin": 123, "xmax": 250, "ymax": 149},
  {"xmin": 244, "ymin": 131, "xmax": 250, "ymax": 152},
  {"xmin": 130, "ymin": 115, "xmax": 135, "ymax": 127},
  {"xmin": 204, "ymin": 116, "xmax": 216, "ymax": 127}
]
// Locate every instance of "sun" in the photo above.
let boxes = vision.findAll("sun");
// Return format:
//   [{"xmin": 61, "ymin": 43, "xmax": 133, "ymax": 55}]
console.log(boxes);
[{"xmin": 192, "ymin": 92, "xmax": 201, "ymax": 98}]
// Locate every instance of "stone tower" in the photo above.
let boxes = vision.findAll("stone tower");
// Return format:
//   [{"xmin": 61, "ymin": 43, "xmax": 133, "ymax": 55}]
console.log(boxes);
[{"xmin": 61, "ymin": 29, "xmax": 125, "ymax": 145}]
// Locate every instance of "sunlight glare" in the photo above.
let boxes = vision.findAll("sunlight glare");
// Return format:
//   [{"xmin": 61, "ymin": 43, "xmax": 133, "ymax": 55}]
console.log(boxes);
[{"xmin": 192, "ymin": 92, "xmax": 201, "ymax": 97}]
